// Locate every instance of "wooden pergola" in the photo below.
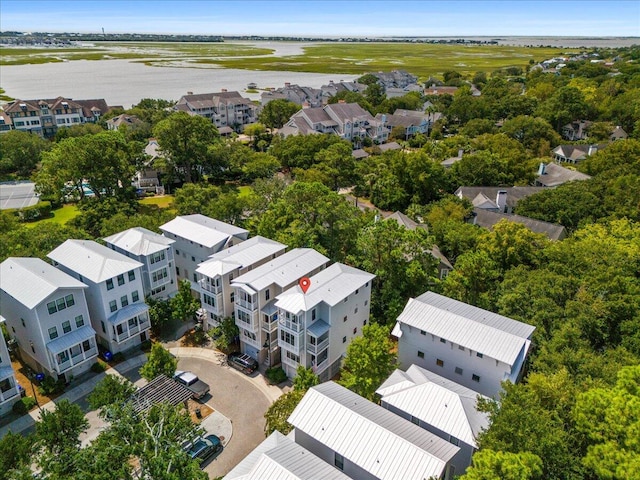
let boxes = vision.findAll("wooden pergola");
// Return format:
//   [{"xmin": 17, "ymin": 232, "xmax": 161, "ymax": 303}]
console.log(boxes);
[{"xmin": 129, "ymin": 374, "xmax": 193, "ymax": 414}]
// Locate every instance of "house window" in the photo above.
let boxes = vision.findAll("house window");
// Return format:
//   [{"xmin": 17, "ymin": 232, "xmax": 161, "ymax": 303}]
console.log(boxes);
[
  {"xmin": 48, "ymin": 327, "xmax": 58, "ymax": 339},
  {"xmin": 411, "ymin": 416, "xmax": 420, "ymax": 425},
  {"xmin": 191, "ymin": 256, "xmax": 195, "ymax": 262},
  {"xmin": 128, "ymin": 270, "xmax": 135, "ymax": 281},
  {"xmin": 458, "ymin": 345, "xmax": 465, "ymax": 351},
  {"xmin": 121, "ymin": 295, "xmax": 129, "ymax": 307},
  {"xmin": 75, "ymin": 315, "xmax": 84, "ymax": 327},
  {"xmin": 455, "ymin": 367, "xmax": 463, "ymax": 375},
  {"xmin": 450, "ymin": 436, "xmax": 460, "ymax": 446},
  {"xmin": 355, "ymin": 289, "xmax": 359, "ymax": 295},
  {"xmin": 343, "ymin": 316, "xmax": 347, "ymax": 322},
  {"xmin": 117, "ymin": 274, "xmax": 125, "ymax": 286},
  {"xmin": 311, "ymin": 308, "xmax": 316, "ymax": 321},
  {"xmin": 353, "ymin": 327, "xmax": 357, "ymax": 334},
  {"xmin": 62, "ymin": 321, "xmax": 71, "ymax": 334},
  {"xmin": 175, "ymin": 267, "xmax": 180, "ymax": 276},
  {"xmin": 109, "ymin": 300, "xmax": 118, "ymax": 313},
  {"xmin": 65, "ymin": 294, "xmax": 75, "ymax": 307},
  {"xmin": 56, "ymin": 297, "xmax": 67, "ymax": 311},
  {"xmin": 417, "ymin": 351, "xmax": 424, "ymax": 358},
  {"xmin": 47, "ymin": 301, "xmax": 57, "ymax": 314},
  {"xmin": 344, "ymin": 296, "xmax": 348, "ymax": 303},
  {"xmin": 436, "ymin": 359, "xmax": 444, "ymax": 367},
  {"xmin": 193, "ymin": 273, "xmax": 197, "ymax": 282},
  {"xmin": 132, "ymin": 290, "xmax": 139, "ymax": 303},
  {"xmin": 472, "ymin": 374, "xmax": 481, "ymax": 382},
  {"xmin": 106, "ymin": 279, "xmax": 114, "ymax": 290},
  {"xmin": 364, "ymin": 300, "xmax": 368, "ymax": 306},
  {"xmin": 265, "ymin": 289, "xmax": 270, "ymax": 301},
  {"xmin": 342, "ymin": 336, "xmax": 347, "ymax": 343},
  {"xmin": 354, "ymin": 307, "xmax": 358, "ymax": 314},
  {"xmin": 57, "ymin": 351, "xmax": 69, "ymax": 365},
  {"xmin": 363, "ymin": 319, "xmax": 367, "ymax": 326},
  {"xmin": 476, "ymin": 352, "xmax": 484, "ymax": 358},
  {"xmin": 440, "ymin": 337, "xmax": 446, "ymax": 344},
  {"xmin": 420, "ymin": 330, "xmax": 426, "ymax": 335},
  {"xmin": 82, "ymin": 340, "xmax": 91, "ymax": 352},
  {"xmin": 230, "ymin": 292, "xmax": 235, "ymax": 303},
  {"xmin": 334, "ymin": 453, "xmax": 344, "ymax": 471},
  {"xmin": 175, "ymin": 249, "xmax": 180, "ymax": 255},
  {"xmin": 101, "ymin": 321, "xmax": 106, "ymax": 333}
]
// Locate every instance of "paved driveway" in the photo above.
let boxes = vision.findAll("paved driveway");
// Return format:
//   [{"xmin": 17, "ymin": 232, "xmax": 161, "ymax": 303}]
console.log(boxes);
[{"xmin": 176, "ymin": 357, "xmax": 272, "ymax": 478}]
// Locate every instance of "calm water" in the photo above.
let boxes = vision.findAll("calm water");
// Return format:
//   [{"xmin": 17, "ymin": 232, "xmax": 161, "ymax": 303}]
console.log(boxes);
[{"xmin": 0, "ymin": 51, "xmax": 355, "ymax": 108}]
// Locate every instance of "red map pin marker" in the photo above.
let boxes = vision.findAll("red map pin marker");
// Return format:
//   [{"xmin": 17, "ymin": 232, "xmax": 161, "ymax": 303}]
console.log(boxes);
[{"xmin": 299, "ymin": 277, "xmax": 311, "ymax": 294}]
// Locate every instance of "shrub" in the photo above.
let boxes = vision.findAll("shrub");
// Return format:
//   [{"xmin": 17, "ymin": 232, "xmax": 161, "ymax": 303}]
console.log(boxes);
[
  {"xmin": 18, "ymin": 201, "xmax": 52, "ymax": 222},
  {"xmin": 13, "ymin": 396, "xmax": 37, "ymax": 414},
  {"xmin": 91, "ymin": 361, "xmax": 107, "ymax": 373},
  {"xmin": 265, "ymin": 366, "xmax": 288, "ymax": 385},
  {"xmin": 37, "ymin": 376, "xmax": 65, "ymax": 396}
]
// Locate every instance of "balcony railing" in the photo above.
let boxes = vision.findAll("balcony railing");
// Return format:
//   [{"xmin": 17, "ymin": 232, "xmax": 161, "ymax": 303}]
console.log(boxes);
[
  {"xmin": 261, "ymin": 317, "xmax": 278, "ymax": 333},
  {"xmin": 279, "ymin": 319, "xmax": 303, "ymax": 333},
  {"xmin": 1, "ymin": 386, "xmax": 20, "ymax": 402},
  {"xmin": 235, "ymin": 310, "xmax": 259, "ymax": 332},
  {"xmin": 313, "ymin": 358, "xmax": 329, "ymax": 374},
  {"xmin": 281, "ymin": 353, "xmax": 300, "ymax": 369},
  {"xmin": 307, "ymin": 337, "xmax": 329, "ymax": 355},
  {"xmin": 199, "ymin": 280, "xmax": 222, "ymax": 295},
  {"xmin": 236, "ymin": 299, "xmax": 257, "ymax": 311}
]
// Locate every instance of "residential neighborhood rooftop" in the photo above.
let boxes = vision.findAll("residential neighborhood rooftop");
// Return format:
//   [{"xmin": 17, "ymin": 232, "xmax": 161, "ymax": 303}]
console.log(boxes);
[
  {"xmin": 232, "ymin": 248, "xmax": 329, "ymax": 292},
  {"xmin": 159, "ymin": 214, "xmax": 248, "ymax": 248},
  {"xmin": 104, "ymin": 226, "xmax": 175, "ymax": 256},
  {"xmin": 377, "ymin": 364, "xmax": 490, "ymax": 448},
  {"xmin": 288, "ymin": 381, "xmax": 459, "ymax": 480},
  {"xmin": 472, "ymin": 208, "xmax": 568, "ymax": 241},
  {"xmin": 47, "ymin": 239, "xmax": 143, "ymax": 284},
  {"xmin": 0, "ymin": 257, "xmax": 87, "ymax": 309},
  {"xmin": 196, "ymin": 236, "xmax": 286, "ymax": 278},
  {"xmin": 275, "ymin": 262, "xmax": 375, "ymax": 314}
]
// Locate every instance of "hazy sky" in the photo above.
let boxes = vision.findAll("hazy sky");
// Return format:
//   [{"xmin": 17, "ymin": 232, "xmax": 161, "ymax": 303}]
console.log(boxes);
[{"xmin": 2, "ymin": 0, "xmax": 639, "ymax": 37}]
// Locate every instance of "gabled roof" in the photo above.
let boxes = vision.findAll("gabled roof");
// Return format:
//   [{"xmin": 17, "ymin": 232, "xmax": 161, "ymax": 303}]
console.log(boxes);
[
  {"xmin": 48, "ymin": 240, "xmax": 143, "ymax": 284},
  {"xmin": 232, "ymin": 248, "xmax": 329, "ymax": 292},
  {"xmin": 396, "ymin": 293, "xmax": 534, "ymax": 365},
  {"xmin": 275, "ymin": 262, "xmax": 375, "ymax": 314},
  {"xmin": 535, "ymin": 162, "xmax": 591, "ymax": 187},
  {"xmin": 196, "ymin": 236, "xmax": 286, "ymax": 278},
  {"xmin": 225, "ymin": 431, "xmax": 352, "ymax": 480},
  {"xmin": 472, "ymin": 208, "xmax": 567, "ymax": 241},
  {"xmin": 377, "ymin": 365, "xmax": 490, "ymax": 448},
  {"xmin": 159, "ymin": 214, "xmax": 248, "ymax": 249},
  {"xmin": 0, "ymin": 257, "xmax": 87, "ymax": 310},
  {"xmin": 104, "ymin": 227, "xmax": 175, "ymax": 256},
  {"xmin": 455, "ymin": 186, "xmax": 544, "ymax": 210},
  {"xmin": 288, "ymin": 382, "xmax": 459, "ymax": 480}
]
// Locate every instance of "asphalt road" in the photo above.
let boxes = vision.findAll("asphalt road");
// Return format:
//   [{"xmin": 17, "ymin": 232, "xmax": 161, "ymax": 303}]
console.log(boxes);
[{"xmin": 176, "ymin": 357, "xmax": 272, "ymax": 478}]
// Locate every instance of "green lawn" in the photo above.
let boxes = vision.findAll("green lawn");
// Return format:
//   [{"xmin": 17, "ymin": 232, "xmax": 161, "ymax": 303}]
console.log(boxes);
[
  {"xmin": 140, "ymin": 195, "xmax": 175, "ymax": 209},
  {"xmin": 24, "ymin": 203, "xmax": 80, "ymax": 228}
]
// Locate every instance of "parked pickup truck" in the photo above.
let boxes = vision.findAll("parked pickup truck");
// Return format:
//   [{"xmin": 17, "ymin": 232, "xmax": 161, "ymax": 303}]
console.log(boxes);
[{"xmin": 174, "ymin": 371, "xmax": 210, "ymax": 400}]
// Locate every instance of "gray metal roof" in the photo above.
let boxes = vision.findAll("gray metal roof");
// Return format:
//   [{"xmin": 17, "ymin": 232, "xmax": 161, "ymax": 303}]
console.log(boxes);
[
  {"xmin": 397, "ymin": 295, "xmax": 532, "ymax": 366},
  {"xmin": 415, "ymin": 291, "xmax": 535, "ymax": 339},
  {"xmin": 535, "ymin": 162, "xmax": 591, "ymax": 187},
  {"xmin": 48, "ymin": 240, "xmax": 143, "ymax": 284},
  {"xmin": 46, "ymin": 325, "xmax": 97, "ymax": 355},
  {"xmin": 472, "ymin": 208, "xmax": 567, "ymax": 241},
  {"xmin": 376, "ymin": 365, "xmax": 490, "ymax": 448},
  {"xmin": 274, "ymin": 263, "xmax": 375, "ymax": 314},
  {"xmin": 159, "ymin": 214, "xmax": 248, "ymax": 249},
  {"xmin": 288, "ymin": 382, "xmax": 459, "ymax": 480},
  {"xmin": 232, "ymin": 248, "xmax": 329, "ymax": 292},
  {"xmin": 107, "ymin": 303, "xmax": 149, "ymax": 325},
  {"xmin": 225, "ymin": 431, "xmax": 352, "ymax": 480},
  {"xmin": 0, "ymin": 257, "xmax": 87, "ymax": 310},
  {"xmin": 104, "ymin": 227, "xmax": 175, "ymax": 256},
  {"xmin": 196, "ymin": 236, "xmax": 286, "ymax": 278}
]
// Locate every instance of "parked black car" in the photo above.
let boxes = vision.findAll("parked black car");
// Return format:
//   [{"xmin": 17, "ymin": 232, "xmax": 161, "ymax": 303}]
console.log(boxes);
[{"xmin": 227, "ymin": 352, "xmax": 259, "ymax": 374}]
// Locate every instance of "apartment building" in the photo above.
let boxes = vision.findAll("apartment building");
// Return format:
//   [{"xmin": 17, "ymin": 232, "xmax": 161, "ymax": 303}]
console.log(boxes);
[
  {"xmin": 196, "ymin": 236, "xmax": 286, "ymax": 330},
  {"xmin": 3, "ymin": 97, "xmax": 110, "ymax": 138},
  {"xmin": 48, "ymin": 240, "xmax": 150, "ymax": 354},
  {"xmin": 288, "ymin": 381, "xmax": 459, "ymax": 480},
  {"xmin": 393, "ymin": 291, "xmax": 535, "ymax": 398},
  {"xmin": 0, "ymin": 258, "xmax": 98, "ymax": 382},
  {"xmin": 104, "ymin": 227, "xmax": 178, "ymax": 300},
  {"xmin": 231, "ymin": 248, "xmax": 329, "ymax": 366},
  {"xmin": 175, "ymin": 90, "xmax": 260, "ymax": 132},
  {"xmin": 0, "ymin": 316, "xmax": 21, "ymax": 416},
  {"xmin": 274, "ymin": 263, "xmax": 375, "ymax": 381},
  {"xmin": 159, "ymin": 215, "xmax": 249, "ymax": 292},
  {"xmin": 377, "ymin": 364, "xmax": 490, "ymax": 476}
]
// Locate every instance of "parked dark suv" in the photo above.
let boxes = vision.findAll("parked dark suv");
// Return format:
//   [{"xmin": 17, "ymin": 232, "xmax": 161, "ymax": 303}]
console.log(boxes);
[
  {"xmin": 186, "ymin": 434, "xmax": 222, "ymax": 463},
  {"xmin": 228, "ymin": 352, "xmax": 259, "ymax": 374}
]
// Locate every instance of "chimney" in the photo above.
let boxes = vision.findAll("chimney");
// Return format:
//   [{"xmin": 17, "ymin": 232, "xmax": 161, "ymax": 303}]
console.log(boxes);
[
  {"xmin": 496, "ymin": 190, "xmax": 507, "ymax": 212},
  {"xmin": 538, "ymin": 162, "xmax": 546, "ymax": 175},
  {"xmin": 284, "ymin": 82, "xmax": 290, "ymax": 87},
  {"xmin": 187, "ymin": 91, "xmax": 193, "ymax": 95},
  {"xmin": 221, "ymin": 88, "xmax": 227, "ymax": 93},
  {"xmin": 329, "ymin": 80, "xmax": 334, "ymax": 85},
  {"xmin": 302, "ymin": 101, "xmax": 310, "ymax": 109},
  {"xmin": 338, "ymin": 100, "xmax": 346, "ymax": 104}
]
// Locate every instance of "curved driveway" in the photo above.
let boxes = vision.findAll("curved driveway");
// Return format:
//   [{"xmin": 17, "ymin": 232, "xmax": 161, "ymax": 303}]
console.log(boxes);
[{"xmin": 174, "ymin": 354, "xmax": 277, "ymax": 478}]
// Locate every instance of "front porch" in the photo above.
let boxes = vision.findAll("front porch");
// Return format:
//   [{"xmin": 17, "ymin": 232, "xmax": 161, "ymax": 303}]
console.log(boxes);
[{"xmin": 46, "ymin": 325, "xmax": 98, "ymax": 377}]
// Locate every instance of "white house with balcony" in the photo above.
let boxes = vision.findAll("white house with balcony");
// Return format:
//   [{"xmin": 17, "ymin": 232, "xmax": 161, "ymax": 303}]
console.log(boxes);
[
  {"xmin": 288, "ymin": 381, "xmax": 460, "ymax": 480},
  {"xmin": 196, "ymin": 236, "xmax": 286, "ymax": 330},
  {"xmin": 274, "ymin": 263, "xmax": 375, "ymax": 381},
  {"xmin": 392, "ymin": 291, "xmax": 535, "ymax": 398},
  {"xmin": 48, "ymin": 240, "xmax": 150, "ymax": 355},
  {"xmin": 0, "ymin": 316, "xmax": 21, "ymax": 416},
  {"xmin": 0, "ymin": 258, "xmax": 98, "ymax": 383},
  {"xmin": 231, "ymin": 248, "xmax": 329, "ymax": 366},
  {"xmin": 104, "ymin": 227, "xmax": 178, "ymax": 300},
  {"xmin": 160, "ymin": 215, "xmax": 249, "ymax": 293},
  {"xmin": 376, "ymin": 364, "xmax": 490, "ymax": 476}
]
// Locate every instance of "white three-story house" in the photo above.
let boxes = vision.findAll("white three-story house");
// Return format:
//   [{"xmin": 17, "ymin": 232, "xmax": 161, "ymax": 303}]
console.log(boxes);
[{"xmin": 0, "ymin": 316, "xmax": 21, "ymax": 416}]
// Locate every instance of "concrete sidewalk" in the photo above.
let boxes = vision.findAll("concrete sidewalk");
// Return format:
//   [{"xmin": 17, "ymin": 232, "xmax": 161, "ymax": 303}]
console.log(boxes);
[{"xmin": 0, "ymin": 354, "xmax": 147, "ymax": 437}]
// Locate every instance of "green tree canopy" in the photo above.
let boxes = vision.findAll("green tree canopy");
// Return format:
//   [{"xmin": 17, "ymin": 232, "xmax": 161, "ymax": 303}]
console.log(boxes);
[
  {"xmin": 258, "ymin": 99, "xmax": 300, "ymax": 129},
  {"xmin": 462, "ymin": 449, "xmax": 543, "ymax": 480},
  {"xmin": 139, "ymin": 342, "xmax": 178, "ymax": 381},
  {"xmin": 264, "ymin": 389, "xmax": 306, "ymax": 436},
  {"xmin": 0, "ymin": 129, "xmax": 51, "ymax": 178}
]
